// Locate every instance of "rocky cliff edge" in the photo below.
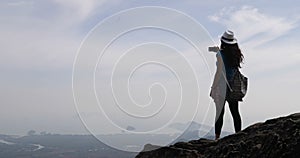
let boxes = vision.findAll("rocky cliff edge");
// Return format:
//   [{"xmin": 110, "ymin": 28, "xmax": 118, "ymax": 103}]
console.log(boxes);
[{"xmin": 136, "ymin": 113, "xmax": 300, "ymax": 158}]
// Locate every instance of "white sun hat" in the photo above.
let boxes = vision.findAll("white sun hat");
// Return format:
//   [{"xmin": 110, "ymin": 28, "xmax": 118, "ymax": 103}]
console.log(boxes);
[{"xmin": 221, "ymin": 30, "xmax": 237, "ymax": 44}]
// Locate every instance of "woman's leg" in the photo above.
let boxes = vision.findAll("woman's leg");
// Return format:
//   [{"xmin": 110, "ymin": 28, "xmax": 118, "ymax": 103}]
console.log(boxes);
[
  {"xmin": 215, "ymin": 99, "xmax": 225, "ymax": 139},
  {"xmin": 228, "ymin": 101, "xmax": 242, "ymax": 132}
]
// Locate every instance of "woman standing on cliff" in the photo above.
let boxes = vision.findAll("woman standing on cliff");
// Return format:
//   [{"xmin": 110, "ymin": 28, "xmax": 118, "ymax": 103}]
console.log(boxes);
[{"xmin": 210, "ymin": 30, "xmax": 244, "ymax": 140}]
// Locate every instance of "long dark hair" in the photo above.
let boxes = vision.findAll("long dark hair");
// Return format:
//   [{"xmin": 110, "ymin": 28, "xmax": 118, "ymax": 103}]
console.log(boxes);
[{"xmin": 220, "ymin": 41, "xmax": 244, "ymax": 68}]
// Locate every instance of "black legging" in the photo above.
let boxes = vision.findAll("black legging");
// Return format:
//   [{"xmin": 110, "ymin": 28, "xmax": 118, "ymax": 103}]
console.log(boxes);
[{"xmin": 215, "ymin": 100, "xmax": 241, "ymax": 135}]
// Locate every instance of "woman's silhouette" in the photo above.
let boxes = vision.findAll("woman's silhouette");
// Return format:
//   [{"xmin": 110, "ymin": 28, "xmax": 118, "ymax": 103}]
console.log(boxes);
[{"xmin": 210, "ymin": 30, "xmax": 244, "ymax": 140}]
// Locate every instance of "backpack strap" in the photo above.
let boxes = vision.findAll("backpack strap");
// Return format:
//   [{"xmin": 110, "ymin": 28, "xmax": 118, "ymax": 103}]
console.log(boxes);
[{"xmin": 222, "ymin": 70, "xmax": 233, "ymax": 92}]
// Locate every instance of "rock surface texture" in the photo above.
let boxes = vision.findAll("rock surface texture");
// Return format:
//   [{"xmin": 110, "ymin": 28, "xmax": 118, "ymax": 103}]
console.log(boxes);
[{"xmin": 136, "ymin": 113, "xmax": 300, "ymax": 158}]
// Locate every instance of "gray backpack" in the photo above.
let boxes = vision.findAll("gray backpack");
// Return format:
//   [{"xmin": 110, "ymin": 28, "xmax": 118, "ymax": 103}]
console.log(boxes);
[{"xmin": 225, "ymin": 69, "xmax": 248, "ymax": 101}]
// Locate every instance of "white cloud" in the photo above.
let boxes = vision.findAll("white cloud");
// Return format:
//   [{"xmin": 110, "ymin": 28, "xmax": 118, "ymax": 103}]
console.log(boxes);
[
  {"xmin": 53, "ymin": 0, "xmax": 99, "ymax": 19},
  {"xmin": 52, "ymin": 0, "xmax": 120, "ymax": 21},
  {"xmin": 0, "ymin": 0, "xmax": 123, "ymax": 71},
  {"xmin": 208, "ymin": 5, "xmax": 300, "ymax": 75},
  {"xmin": 208, "ymin": 6, "xmax": 298, "ymax": 47},
  {"xmin": 7, "ymin": 1, "xmax": 32, "ymax": 6}
]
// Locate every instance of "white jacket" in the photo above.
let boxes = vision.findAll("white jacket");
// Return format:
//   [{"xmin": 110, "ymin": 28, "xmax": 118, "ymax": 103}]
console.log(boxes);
[{"xmin": 210, "ymin": 51, "xmax": 227, "ymax": 102}]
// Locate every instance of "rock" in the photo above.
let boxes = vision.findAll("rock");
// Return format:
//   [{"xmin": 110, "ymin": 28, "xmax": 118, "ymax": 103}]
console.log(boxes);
[
  {"xmin": 136, "ymin": 112, "xmax": 300, "ymax": 158},
  {"xmin": 255, "ymin": 144, "xmax": 262, "ymax": 149},
  {"xmin": 142, "ymin": 144, "xmax": 161, "ymax": 152}
]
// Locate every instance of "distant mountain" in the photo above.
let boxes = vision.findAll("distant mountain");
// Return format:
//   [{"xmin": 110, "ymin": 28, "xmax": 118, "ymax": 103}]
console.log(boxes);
[
  {"xmin": 136, "ymin": 113, "xmax": 300, "ymax": 158},
  {"xmin": 168, "ymin": 121, "xmax": 211, "ymax": 132},
  {"xmin": 168, "ymin": 121, "xmax": 232, "ymax": 143}
]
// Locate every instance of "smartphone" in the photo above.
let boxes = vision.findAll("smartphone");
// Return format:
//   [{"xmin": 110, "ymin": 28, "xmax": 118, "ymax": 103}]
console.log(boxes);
[{"xmin": 208, "ymin": 46, "xmax": 219, "ymax": 52}]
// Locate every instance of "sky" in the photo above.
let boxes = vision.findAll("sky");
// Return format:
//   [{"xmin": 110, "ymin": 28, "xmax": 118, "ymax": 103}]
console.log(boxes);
[{"xmin": 1, "ymin": 0, "xmax": 300, "ymax": 136}]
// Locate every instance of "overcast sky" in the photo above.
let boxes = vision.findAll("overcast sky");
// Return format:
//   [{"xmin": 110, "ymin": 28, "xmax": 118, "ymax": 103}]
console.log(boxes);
[{"xmin": 1, "ymin": 0, "xmax": 300, "ymax": 136}]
